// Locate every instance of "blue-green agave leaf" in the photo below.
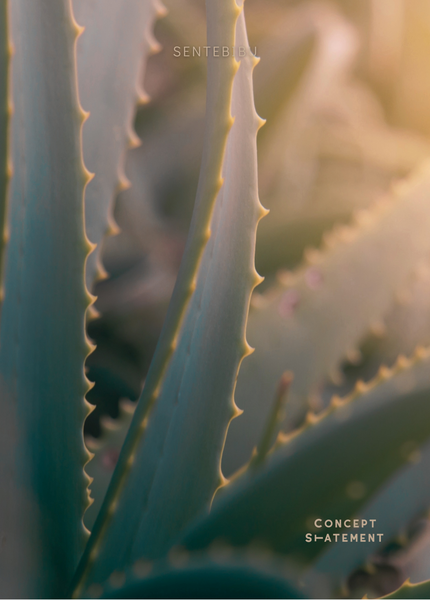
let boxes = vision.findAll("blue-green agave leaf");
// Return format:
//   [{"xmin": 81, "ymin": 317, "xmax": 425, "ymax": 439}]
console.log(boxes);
[
  {"xmin": 310, "ymin": 438, "xmax": 430, "ymax": 591},
  {"xmin": 72, "ymin": 1, "xmax": 266, "ymax": 594},
  {"xmin": 307, "ymin": 268, "xmax": 430, "ymax": 589},
  {"xmin": 0, "ymin": 386, "xmax": 40, "ymax": 597},
  {"xmin": 224, "ymin": 162, "xmax": 430, "ymax": 474},
  {"xmin": 73, "ymin": 0, "xmax": 165, "ymax": 287},
  {"xmin": 94, "ymin": 552, "xmax": 306, "ymax": 600},
  {"xmin": 0, "ymin": 0, "xmax": 93, "ymax": 595},
  {"xmin": 181, "ymin": 348, "xmax": 430, "ymax": 565}
]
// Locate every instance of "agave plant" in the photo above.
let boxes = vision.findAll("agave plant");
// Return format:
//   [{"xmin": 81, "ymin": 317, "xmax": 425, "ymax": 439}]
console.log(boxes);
[{"xmin": 4, "ymin": 0, "xmax": 430, "ymax": 598}]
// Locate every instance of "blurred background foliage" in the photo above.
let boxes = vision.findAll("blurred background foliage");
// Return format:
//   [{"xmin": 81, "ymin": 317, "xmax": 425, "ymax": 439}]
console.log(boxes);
[{"xmin": 84, "ymin": 1, "xmax": 430, "ymax": 596}]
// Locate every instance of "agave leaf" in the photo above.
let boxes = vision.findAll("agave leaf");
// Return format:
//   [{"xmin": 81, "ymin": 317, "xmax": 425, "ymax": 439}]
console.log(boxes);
[
  {"xmin": 84, "ymin": 400, "xmax": 136, "ymax": 531},
  {"xmin": 310, "ymin": 439, "xmax": 430, "ymax": 592},
  {"xmin": 72, "ymin": 1, "xmax": 265, "ymax": 593},
  {"xmin": 382, "ymin": 578, "xmax": 430, "ymax": 599},
  {"xmin": 0, "ymin": 385, "xmax": 39, "ymax": 597},
  {"xmin": 95, "ymin": 553, "xmax": 306, "ymax": 600},
  {"xmin": 223, "ymin": 162, "xmax": 430, "ymax": 475},
  {"xmin": 72, "ymin": 0, "xmax": 165, "ymax": 287},
  {"xmin": 84, "ymin": 106, "xmax": 200, "ymax": 431},
  {"xmin": 318, "ymin": 262, "xmax": 430, "ymax": 424},
  {"xmin": 0, "ymin": 0, "xmax": 93, "ymax": 595},
  {"xmin": 361, "ymin": 263, "xmax": 430, "ymax": 372},
  {"xmin": 180, "ymin": 348, "xmax": 430, "ymax": 565},
  {"xmin": 0, "ymin": 0, "xmax": 9, "ymax": 288}
]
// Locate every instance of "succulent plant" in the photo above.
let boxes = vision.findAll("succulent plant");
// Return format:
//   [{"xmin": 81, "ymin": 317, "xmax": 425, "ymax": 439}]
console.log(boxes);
[{"xmin": 5, "ymin": 0, "xmax": 430, "ymax": 598}]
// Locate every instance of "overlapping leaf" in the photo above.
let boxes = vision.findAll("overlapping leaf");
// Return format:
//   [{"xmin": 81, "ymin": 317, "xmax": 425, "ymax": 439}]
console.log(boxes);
[
  {"xmin": 73, "ymin": 0, "xmax": 164, "ymax": 286},
  {"xmin": 311, "ymin": 439, "xmax": 430, "ymax": 592},
  {"xmin": 182, "ymin": 349, "xmax": 430, "ymax": 566},
  {"xmin": 72, "ymin": 1, "xmax": 265, "ymax": 593},
  {"xmin": 224, "ymin": 163, "xmax": 430, "ymax": 474},
  {"xmin": 97, "ymin": 553, "xmax": 305, "ymax": 600},
  {"xmin": 0, "ymin": 1, "xmax": 93, "ymax": 595}
]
